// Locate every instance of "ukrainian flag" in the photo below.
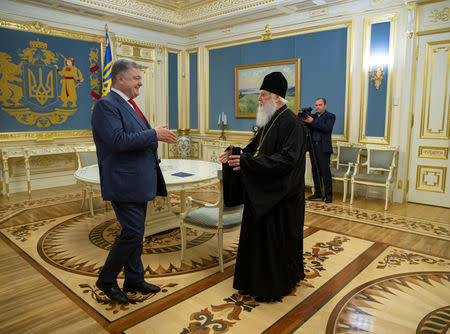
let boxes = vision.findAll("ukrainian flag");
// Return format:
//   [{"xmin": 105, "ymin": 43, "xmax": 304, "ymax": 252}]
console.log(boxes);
[{"xmin": 102, "ymin": 31, "xmax": 112, "ymax": 97}]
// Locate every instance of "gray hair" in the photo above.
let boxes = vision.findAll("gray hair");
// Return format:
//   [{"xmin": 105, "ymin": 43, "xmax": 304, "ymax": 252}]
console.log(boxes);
[{"xmin": 111, "ymin": 58, "xmax": 142, "ymax": 85}]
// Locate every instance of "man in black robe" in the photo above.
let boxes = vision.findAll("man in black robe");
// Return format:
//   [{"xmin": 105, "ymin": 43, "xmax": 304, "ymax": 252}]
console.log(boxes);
[{"xmin": 220, "ymin": 72, "xmax": 306, "ymax": 302}]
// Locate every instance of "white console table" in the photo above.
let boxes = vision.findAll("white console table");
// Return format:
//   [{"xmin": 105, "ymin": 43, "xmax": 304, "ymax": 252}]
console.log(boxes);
[{"xmin": 1, "ymin": 144, "xmax": 95, "ymax": 200}]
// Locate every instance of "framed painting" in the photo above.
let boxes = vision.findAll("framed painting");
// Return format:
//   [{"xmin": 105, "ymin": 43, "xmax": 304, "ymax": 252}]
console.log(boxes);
[
  {"xmin": 235, "ymin": 58, "xmax": 301, "ymax": 118},
  {"xmin": 0, "ymin": 19, "xmax": 104, "ymax": 141}
]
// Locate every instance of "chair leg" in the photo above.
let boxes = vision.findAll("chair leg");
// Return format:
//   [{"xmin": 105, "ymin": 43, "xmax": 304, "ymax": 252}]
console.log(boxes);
[
  {"xmin": 350, "ymin": 180, "xmax": 355, "ymax": 204},
  {"xmin": 180, "ymin": 224, "xmax": 187, "ymax": 261},
  {"xmin": 343, "ymin": 179, "xmax": 347, "ymax": 202},
  {"xmin": 218, "ymin": 229, "xmax": 224, "ymax": 272},
  {"xmin": 384, "ymin": 185, "xmax": 389, "ymax": 211}
]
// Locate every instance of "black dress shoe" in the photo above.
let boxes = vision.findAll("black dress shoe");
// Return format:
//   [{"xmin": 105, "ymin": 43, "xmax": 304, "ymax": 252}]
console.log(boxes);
[
  {"xmin": 255, "ymin": 296, "xmax": 271, "ymax": 303},
  {"xmin": 96, "ymin": 280, "xmax": 128, "ymax": 303},
  {"xmin": 307, "ymin": 194, "xmax": 323, "ymax": 201},
  {"xmin": 123, "ymin": 281, "xmax": 161, "ymax": 294},
  {"xmin": 325, "ymin": 196, "xmax": 332, "ymax": 203}
]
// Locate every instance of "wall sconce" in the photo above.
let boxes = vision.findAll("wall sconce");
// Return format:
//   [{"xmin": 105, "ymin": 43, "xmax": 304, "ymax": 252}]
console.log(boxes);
[
  {"xmin": 369, "ymin": 64, "xmax": 385, "ymax": 90},
  {"xmin": 368, "ymin": 55, "xmax": 389, "ymax": 90}
]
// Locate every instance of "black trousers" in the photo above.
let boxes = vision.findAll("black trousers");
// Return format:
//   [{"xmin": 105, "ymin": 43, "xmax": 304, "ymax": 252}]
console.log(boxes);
[
  {"xmin": 98, "ymin": 201, "xmax": 147, "ymax": 284},
  {"xmin": 310, "ymin": 142, "xmax": 332, "ymax": 197}
]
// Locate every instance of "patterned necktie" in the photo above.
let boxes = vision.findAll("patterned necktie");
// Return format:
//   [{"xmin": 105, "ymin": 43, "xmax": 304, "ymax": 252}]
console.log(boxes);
[{"xmin": 128, "ymin": 99, "xmax": 148, "ymax": 127}]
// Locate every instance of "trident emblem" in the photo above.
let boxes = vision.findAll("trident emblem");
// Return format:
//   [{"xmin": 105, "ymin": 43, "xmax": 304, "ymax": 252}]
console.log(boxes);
[{"xmin": 27, "ymin": 67, "xmax": 54, "ymax": 105}]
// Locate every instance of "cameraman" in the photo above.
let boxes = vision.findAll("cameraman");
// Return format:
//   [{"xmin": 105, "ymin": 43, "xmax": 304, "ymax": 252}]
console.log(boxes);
[{"xmin": 302, "ymin": 98, "xmax": 335, "ymax": 203}]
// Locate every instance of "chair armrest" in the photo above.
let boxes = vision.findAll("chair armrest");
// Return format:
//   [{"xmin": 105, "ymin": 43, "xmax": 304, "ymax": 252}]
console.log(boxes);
[
  {"xmin": 351, "ymin": 162, "xmax": 360, "ymax": 177},
  {"xmin": 181, "ymin": 196, "xmax": 221, "ymax": 219},
  {"xmin": 344, "ymin": 163, "xmax": 353, "ymax": 176},
  {"xmin": 387, "ymin": 166, "xmax": 395, "ymax": 182}
]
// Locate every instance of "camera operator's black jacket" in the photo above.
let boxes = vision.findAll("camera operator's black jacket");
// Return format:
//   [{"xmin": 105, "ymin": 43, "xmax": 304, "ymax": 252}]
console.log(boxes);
[{"xmin": 307, "ymin": 110, "xmax": 335, "ymax": 153}]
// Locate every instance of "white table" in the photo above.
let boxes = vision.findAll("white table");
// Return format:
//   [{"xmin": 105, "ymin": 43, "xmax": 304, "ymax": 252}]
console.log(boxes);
[
  {"xmin": 74, "ymin": 159, "xmax": 221, "ymax": 236},
  {"xmin": 1, "ymin": 144, "xmax": 95, "ymax": 200}
]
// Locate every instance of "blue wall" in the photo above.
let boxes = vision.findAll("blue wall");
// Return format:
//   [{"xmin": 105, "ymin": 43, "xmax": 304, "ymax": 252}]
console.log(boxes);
[
  {"xmin": 189, "ymin": 52, "xmax": 198, "ymax": 130},
  {"xmin": 168, "ymin": 52, "xmax": 178, "ymax": 129},
  {"xmin": 366, "ymin": 22, "xmax": 390, "ymax": 138},
  {"xmin": 209, "ymin": 28, "xmax": 348, "ymax": 134}
]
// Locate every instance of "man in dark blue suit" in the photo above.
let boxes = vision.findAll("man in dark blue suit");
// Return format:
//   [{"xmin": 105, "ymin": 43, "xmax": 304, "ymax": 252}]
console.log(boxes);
[
  {"xmin": 302, "ymin": 98, "xmax": 335, "ymax": 203},
  {"xmin": 92, "ymin": 58, "xmax": 177, "ymax": 303}
]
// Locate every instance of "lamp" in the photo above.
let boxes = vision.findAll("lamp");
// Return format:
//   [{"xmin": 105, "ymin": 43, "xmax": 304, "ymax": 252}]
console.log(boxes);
[{"xmin": 368, "ymin": 55, "xmax": 389, "ymax": 90}]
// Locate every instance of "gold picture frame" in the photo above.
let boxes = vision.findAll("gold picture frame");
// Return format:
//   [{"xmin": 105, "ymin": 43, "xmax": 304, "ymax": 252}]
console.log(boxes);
[{"xmin": 234, "ymin": 58, "xmax": 301, "ymax": 118}]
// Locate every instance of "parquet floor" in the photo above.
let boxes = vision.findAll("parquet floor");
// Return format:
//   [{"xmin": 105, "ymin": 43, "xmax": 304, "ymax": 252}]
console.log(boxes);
[{"xmin": 0, "ymin": 185, "xmax": 448, "ymax": 334}]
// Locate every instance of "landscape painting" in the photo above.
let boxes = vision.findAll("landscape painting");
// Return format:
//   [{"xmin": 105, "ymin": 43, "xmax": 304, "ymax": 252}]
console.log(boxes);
[{"xmin": 235, "ymin": 58, "xmax": 300, "ymax": 118}]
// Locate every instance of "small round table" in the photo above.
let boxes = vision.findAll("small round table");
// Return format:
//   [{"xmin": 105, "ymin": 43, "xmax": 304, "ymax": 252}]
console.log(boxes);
[{"xmin": 74, "ymin": 159, "xmax": 221, "ymax": 236}]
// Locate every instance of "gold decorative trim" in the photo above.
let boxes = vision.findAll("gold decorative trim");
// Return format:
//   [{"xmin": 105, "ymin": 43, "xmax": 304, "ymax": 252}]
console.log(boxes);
[
  {"xmin": 0, "ymin": 130, "xmax": 92, "ymax": 142},
  {"xmin": 424, "ymin": 5, "xmax": 449, "ymax": 26},
  {"xmin": 416, "ymin": 165, "xmax": 447, "ymax": 192},
  {"xmin": 359, "ymin": 15, "xmax": 397, "ymax": 145},
  {"xmin": 0, "ymin": 18, "xmax": 104, "ymax": 142},
  {"xmin": 9, "ymin": 154, "xmax": 77, "ymax": 177},
  {"xmin": 343, "ymin": 21, "xmax": 353, "ymax": 142},
  {"xmin": 116, "ymin": 36, "xmax": 162, "ymax": 50},
  {"xmin": 166, "ymin": 49, "xmax": 182, "ymax": 131},
  {"xmin": 0, "ymin": 18, "xmax": 102, "ymax": 42},
  {"xmin": 416, "ymin": 0, "xmax": 450, "ymax": 34},
  {"xmin": 418, "ymin": 146, "xmax": 449, "ymax": 159},
  {"xmin": 420, "ymin": 40, "xmax": 450, "ymax": 139},
  {"xmin": 187, "ymin": 49, "xmax": 200, "ymax": 130},
  {"xmin": 417, "ymin": 27, "xmax": 450, "ymax": 36},
  {"xmin": 204, "ymin": 21, "xmax": 352, "ymax": 139},
  {"xmin": 77, "ymin": 0, "xmax": 277, "ymax": 26},
  {"xmin": 206, "ymin": 21, "xmax": 352, "ymax": 50},
  {"xmin": 261, "ymin": 24, "xmax": 272, "ymax": 41}
]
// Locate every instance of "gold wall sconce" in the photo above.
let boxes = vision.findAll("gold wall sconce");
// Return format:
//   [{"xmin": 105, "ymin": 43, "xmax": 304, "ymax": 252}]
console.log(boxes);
[
  {"xmin": 368, "ymin": 55, "xmax": 389, "ymax": 90},
  {"xmin": 369, "ymin": 64, "xmax": 384, "ymax": 90}
]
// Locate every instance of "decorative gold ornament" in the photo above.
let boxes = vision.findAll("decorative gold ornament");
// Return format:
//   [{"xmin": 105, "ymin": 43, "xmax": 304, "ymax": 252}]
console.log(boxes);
[
  {"xmin": 261, "ymin": 24, "xmax": 272, "ymax": 41},
  {"xmin": 429, "ymin": 7, "xmax": 449, "ymax": 23},
  {"xmin": 369, "ymin": 65, "xmax": 384, "ymax": 90}
]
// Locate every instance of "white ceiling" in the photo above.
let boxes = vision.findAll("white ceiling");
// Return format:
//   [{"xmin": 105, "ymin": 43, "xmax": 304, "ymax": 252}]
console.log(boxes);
[{"xmin": 14, "ymin": 0, "xmax": 354, "ymax": 37}]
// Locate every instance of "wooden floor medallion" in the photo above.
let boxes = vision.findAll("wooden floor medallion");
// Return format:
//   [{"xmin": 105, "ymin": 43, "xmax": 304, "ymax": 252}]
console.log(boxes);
[
  {"xmin": 36, "ymin": 211, "xmax": 239, "ymax": 278},
  {"xmin": 326, "ymin": 271, "xmax": 450, "ymax": 333}
]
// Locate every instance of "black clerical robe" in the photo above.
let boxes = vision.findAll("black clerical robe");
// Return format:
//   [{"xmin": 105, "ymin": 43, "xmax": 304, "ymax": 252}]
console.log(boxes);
[{"xmin": 228, "ymin": 105, "xmax": 306, "ymax": 299}]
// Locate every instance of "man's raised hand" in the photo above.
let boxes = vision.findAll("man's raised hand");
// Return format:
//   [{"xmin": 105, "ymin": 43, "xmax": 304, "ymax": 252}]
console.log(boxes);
[{"xmin": 155, "ymin": 125, "xmax": 177, "ymax": 143}]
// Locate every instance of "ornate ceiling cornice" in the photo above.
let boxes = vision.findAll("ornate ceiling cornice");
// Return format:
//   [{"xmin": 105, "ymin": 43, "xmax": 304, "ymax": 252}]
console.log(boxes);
[{"xmin": 78, "ymin": 0, "xmax": 276, "ymax": 26}]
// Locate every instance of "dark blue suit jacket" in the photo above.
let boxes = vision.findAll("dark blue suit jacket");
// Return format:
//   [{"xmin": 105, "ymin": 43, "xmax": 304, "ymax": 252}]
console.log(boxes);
[
  {"xmin": 91, "ymin": 90, "xmax": 167, "ymax": 202},
  {"xmin": 308, "ymin": 110, "xmax": 335, "ymax": 154}
]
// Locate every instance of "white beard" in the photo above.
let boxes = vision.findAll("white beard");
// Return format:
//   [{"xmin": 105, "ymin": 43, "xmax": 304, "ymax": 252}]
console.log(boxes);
[{"xmin": 256, "ymin": 98, "xmax": 277, "ymax": 127}]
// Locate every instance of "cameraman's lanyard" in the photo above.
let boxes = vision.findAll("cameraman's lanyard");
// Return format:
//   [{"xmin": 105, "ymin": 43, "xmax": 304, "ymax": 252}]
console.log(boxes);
[{"xmin": 253, "ymin": 106, "xmax": 287, "ymax": 157}]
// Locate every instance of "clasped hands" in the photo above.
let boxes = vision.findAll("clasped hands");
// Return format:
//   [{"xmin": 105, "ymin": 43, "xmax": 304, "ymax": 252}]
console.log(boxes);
[
  {"xmin": 155, "ymin": 125, "xmax": 177, "ymax": 144},
  {"xmin": 219, "ymin": 145, "xmax": 242, "ymax": 171}
]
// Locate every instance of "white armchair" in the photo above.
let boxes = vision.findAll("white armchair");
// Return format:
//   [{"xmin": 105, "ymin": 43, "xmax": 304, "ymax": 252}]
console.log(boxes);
[
  {"xmin": 350, "ymin": 145, "xmax": 399, "ymax": 210},
  {"xmin": 331, "ymin": 142, "xmax": 364, "ymax": 202},
  {"xmin": 180, "ymin": 170, "xmax": 243, "ymax": 272}
]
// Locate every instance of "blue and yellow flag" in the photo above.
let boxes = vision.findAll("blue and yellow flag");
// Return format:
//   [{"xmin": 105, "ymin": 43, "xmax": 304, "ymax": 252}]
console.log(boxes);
[{"xmin": 102, "ymin": 31, "xmax": 112, "ymax": 97}]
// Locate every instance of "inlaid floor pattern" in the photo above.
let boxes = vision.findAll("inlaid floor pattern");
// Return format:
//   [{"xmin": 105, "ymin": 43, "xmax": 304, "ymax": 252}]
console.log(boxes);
[{"xmin": 0, "ymin": 185, "xmax": 448, "ymax": 333}]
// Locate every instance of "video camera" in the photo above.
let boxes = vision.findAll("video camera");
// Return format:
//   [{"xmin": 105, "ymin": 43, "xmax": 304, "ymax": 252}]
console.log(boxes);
[{"xmin": 298, "ymin": 107, "xmax": 313, "ymax": 120}]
